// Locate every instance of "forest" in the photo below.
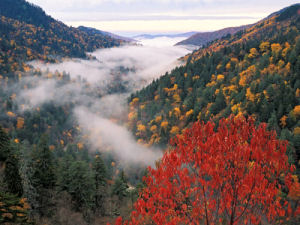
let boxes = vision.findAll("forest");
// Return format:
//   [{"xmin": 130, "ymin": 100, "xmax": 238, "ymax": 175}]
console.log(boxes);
[{"xmin": 0, "ymin": 0, "xmax": 300, "ymax": 224}]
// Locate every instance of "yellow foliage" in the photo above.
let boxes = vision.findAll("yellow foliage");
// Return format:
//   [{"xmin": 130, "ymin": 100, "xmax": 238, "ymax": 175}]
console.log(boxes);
[
  {"xmin": 271, "ymin": 43, "xmax": 282, "ymax": 54},
  {"xmin": 17, "ymin": 117, "xmax": 24, "ymax": 129},
  {"xmin": 185, "ymin": 109, "xmax": 194, "ymax": 118},
  {"xmin": 130, "ymin": 97, "xmax": 139, "ymax": 107},
  {"xmin": 293, "ymin": 105, "xmax": 300, "ymax": 117},
  {"xmin": 259, "ymin": 41, "xmax": 270, "ymax": 53},
  {"xmin": 293, "ymin": 127, "xmax": 300, "ymax": 135},
  {"xmin": 150, "ymin": 125, "xmax": 157, "ymax": 133},
  {"xmin": 170, "ymin": 126, "xmax": 180, "ymax": 135},
  {"xmin": 49, "ymin": 145, "xmax": 55, "ymax": 151},
  {"xmin": 14, "ymin": 139, "xmax": 19, "ymax": 143},
  {"xmin": 296, "ymin": 88, "xmax": 300, "ymax": 98},
  {"xmin": 137, "ymin": 124, "xmax": 146, "ymax": 132},
  {"xmin": 216, "ymin": 74, "xmax": 224, "ymax": 82},
  {"xmin": 173, "ymin": 94, "xmax": 181, "ymax": 103},
  {"xmin": 173, "ymin": 107, "xmax": 181, "ymax": 117},
  {"xmin": 225, "ymin": 62, "xmax": 231, "ymax": 70},
  {"xmin": 128, "ymin": 111, "xmax": 137, "ymax": 121},
  {"xmin": 239, "ymin": 65, "xmax": 256, "ymax": 87},
  {"xmin": 206, "ymin": 81, "xmax": 216, "ymax": 87},
  {"xmin": 231, "ymin": 103, "xmax": 242, "ymax": 114},
  {"xmin": 7, "ymin": 111, "xmax": 16, "ymax": 117},
  {"xmin": 155, "ymin": 115, "xmax": 162, "ymax": 123},
  {"xmin": 248, "ymin": 48, "xmax": 259, "ymax": 58},
  {"xmin": 246, "ymin": 88, "xmax": 256, "ymax": 102},
  {"xmin": 211, "ymin": 74, "xmax": 216, "ymax": 81},
  {"xmin": 280, "ymin": 115, "xmax": 287, "ymax": 128},
  {"xmin": 154, "ymin": 95, "xmax": 160, "ymax": 101},
  {"xmin": 161, "ymin": 121, "xmax": 169, "ymax": 130},
  {"xmin": 60, "ymin": 140, "xmax": 64, "ymax": 146}
]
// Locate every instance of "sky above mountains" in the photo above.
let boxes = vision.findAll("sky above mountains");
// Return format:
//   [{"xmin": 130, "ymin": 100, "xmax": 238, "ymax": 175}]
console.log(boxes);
[{"xmin": 27, "ymin": 0, "xmax": 299, "ymax": 36}]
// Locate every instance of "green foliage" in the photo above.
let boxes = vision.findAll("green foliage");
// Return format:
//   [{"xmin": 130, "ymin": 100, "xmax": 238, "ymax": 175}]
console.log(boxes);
[
  {"xmin": 4, "ymin": 143, "xmax": 23, "ymax": 197},
  {"xmin": 67, "ymin": 161, "xmax": 95, "ymax": 210},
  {"xmin": 112, "ymin": 171, "xmax": 129, "ymax": 202},
  {"xmin": 0, "ymin": 126, "xmax": 10, "ymax": 161},
  {"xmin": 29, "ymin": 134, "xmax": 55, "ymax": 216},
  {"xmin": 93, "ymin": 155, "xmax": 107, "ymax": 215}
]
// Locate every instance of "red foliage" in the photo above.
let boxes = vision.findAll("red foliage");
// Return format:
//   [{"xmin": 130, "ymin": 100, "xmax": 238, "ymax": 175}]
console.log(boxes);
[{"xmin": 118, "ymin": 116, "xmax": 296, "ymax": 225}]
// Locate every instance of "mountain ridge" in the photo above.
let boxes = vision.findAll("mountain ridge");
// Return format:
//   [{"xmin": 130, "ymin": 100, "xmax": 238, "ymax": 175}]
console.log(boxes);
[
  {"xmin": 0, "ymin": 0, "xmax": 126, "ymax": 75},
  {"xmin": 175, "ymin": 24, "xmax": 251, "ymax": 46}
]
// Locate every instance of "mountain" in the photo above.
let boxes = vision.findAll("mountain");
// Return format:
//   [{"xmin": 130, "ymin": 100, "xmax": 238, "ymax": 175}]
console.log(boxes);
[
  {"xmin": 175, "ymin": 25, "xmax": 251, "ymax": 46},
  {"xmin": 128, "ymin": 4, "xmax": 300, "ymax": 165},
  {"xmin": 77, "ymin": 26, "xmax": 135, "ymax": 42},
  {"xmin": 133, "ymin": 32, "xmax": 197, "ymax": 39},
  {"xmin": 0, "ymin": 0, "xmax": 126, "ymax": 75}
]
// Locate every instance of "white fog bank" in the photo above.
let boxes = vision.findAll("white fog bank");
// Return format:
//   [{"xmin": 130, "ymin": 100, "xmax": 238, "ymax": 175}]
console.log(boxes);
[{"xmin": 21, "ymin": 37, "xmax": 192, "ymax": 166}]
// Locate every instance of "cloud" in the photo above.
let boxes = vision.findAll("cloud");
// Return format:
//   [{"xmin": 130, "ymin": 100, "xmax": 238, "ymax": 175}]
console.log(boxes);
[
  {"xmin": 74, "ymin": 107, "xmax": 162, "ymax": 166},
  {"xmin": 30, "ymin": 40, "xmax": 189, "ymax": 85},
  {"xmin": 16, "ymin": 37, "xmax": 189, "ymax": 166}
]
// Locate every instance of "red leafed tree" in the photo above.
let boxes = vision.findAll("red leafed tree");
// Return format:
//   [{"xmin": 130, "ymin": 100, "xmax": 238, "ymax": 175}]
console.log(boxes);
[{"xmin": 117, "ymin": 116, "xmax": 297, "ymax": 225}]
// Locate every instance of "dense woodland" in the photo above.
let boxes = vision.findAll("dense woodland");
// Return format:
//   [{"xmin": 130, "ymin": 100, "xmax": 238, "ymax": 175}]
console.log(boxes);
[
  {"xmin": 129, "ymin": 5, "xmax": 300, "ymax": 168},
  {"xmin": 0, "ymin": 0, "xmax": 299, "ymax": 224},
  {"xmin": 0, "ymin": 0, "xmax": 137, "ymax": 224},
  {"xmin": 0, "ymin": 0, "xmax": 125, "ymax": 75}
]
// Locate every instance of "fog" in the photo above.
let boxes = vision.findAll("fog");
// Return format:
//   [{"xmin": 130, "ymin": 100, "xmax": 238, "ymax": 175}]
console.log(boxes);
[
  {"xmin": 18, "ymin": 37, "xmax": 192, "ymax": 166},
  {"xmin": 75, "ymin": 107, "xmax": 162, "ymax": 166}
]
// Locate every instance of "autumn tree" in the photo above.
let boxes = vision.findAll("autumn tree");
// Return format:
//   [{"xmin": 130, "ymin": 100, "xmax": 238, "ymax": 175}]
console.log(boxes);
[{"xmin": 117, "ymin": 116, "xmax": 296, "ymax": 225}]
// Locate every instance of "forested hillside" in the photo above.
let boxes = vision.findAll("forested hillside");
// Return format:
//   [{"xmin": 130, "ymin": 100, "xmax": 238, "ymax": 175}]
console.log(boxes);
[
  {"xmin": 0, "ymin": 0, "xmax": 126, "ymax": 75},
  {"xmin": 0, "ymin": 1, "xmax": 300, "ymax": 224},
  {"xmin": 128, "ymin": 4, "xmax": 300, "ymax": 167},
  {"xmin": 0, "ymin": 1, "xmax": 136, "ymax": 224}
]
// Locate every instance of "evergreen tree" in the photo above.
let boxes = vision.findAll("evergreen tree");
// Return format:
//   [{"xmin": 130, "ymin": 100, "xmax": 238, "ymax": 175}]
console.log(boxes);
[
  {"xmin": 30, "ymin": 134, "xmax": 56, "ymax": 216},
  {"xmin": 19, "ymin": 141, "xmax": 39, "ymax": 218},
  {"xmin": 67, "ymin": 161, "xmax": 95, "ymax": 210},
  {"xmin": 112, "ymin": 170, "xmax": 129, "ymax": 202},
  {"xmin": 92, "ymin": 155, "xmax": 107, "ymax": 215},
  {"xmin": 4, "ymin": 143, "xmax": 23, "ymax": 196},
  {"xmin": 0, "ymin": 126, "xmax": 10, "ymax": 162}
]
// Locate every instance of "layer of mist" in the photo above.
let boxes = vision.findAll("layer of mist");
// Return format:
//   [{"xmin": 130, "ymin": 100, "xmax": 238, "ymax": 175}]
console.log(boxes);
[{"xmin": 17, "ymin": 37, "xmax": 192, "ymax": 166}]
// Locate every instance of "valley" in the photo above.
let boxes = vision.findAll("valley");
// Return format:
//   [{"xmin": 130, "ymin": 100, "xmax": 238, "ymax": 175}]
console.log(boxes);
[{"xmin": 0, "ymin": 0, "xmax": 299, "ymax": 225}]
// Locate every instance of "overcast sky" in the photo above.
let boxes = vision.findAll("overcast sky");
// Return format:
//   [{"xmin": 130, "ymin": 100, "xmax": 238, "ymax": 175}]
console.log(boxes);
[{"xmin": 27, "ymin": 0, "xmax": 299, "ymax": 36}]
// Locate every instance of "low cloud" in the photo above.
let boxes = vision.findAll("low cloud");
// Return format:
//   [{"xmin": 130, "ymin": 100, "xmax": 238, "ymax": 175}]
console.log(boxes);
[
  {"xmin": 75, "ymin": 107, "xmax": 162, "ymax": 166},
  {"xmin": 17, "ymin": 38, "xmax": 189, "ymax": 166}
]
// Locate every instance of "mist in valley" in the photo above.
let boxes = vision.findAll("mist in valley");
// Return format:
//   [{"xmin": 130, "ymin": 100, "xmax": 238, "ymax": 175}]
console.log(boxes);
[{"xmin": 15, "ymin": 37, "xmax": 192, "ymax": 167}]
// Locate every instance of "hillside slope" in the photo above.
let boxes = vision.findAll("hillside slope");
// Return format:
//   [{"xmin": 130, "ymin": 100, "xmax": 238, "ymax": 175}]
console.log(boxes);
[
  {"xmin": 78, "ymin": 26, "xmax": 135, "ymax": 43},
  {"xmin": 0, "ymin": 0, "xmax": 125, "ymax": 75},
  {"xmin": 128, "ymin": 4, "xmax": 300, "ymax": 166},
  {"xmin": 175, "ymin": 25, "xmax": 250, "ymax": 46}
]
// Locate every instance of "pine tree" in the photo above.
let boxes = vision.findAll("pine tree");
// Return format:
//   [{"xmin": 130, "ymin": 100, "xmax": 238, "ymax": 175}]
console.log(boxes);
[
  {"xmin": 4, "ymin": 143, "xmax": 23, "ymax": 196},
  {"xmin": 0, "ymin": 126, "xmax": 10, "ymax": 162},
  {"xmin": 112, "ymin": 170, "xmax": 128, "ymax": 202},
  {"xmin": 92, "ymin": 155, "xmax": 107, "ymax": 215},
  {"xmin": 67, "ymin": 161, "xmax": 95, "ymax": 210},
  {"xmin": 30, "ymin": 134, "xmax": 55, "ymax": 216}
]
